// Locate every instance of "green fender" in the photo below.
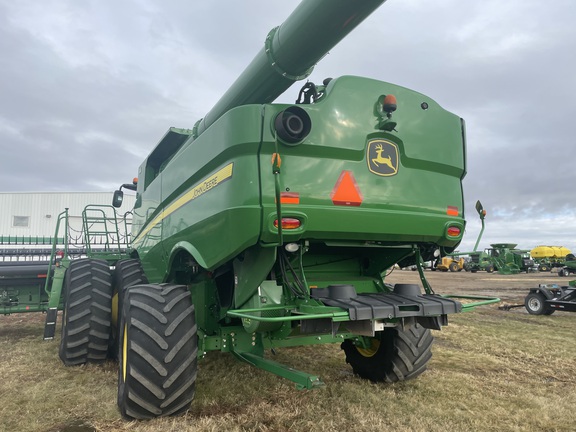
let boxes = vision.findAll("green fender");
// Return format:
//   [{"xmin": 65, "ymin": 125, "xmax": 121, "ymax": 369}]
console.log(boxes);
[{"xmin": 167, "ymin": 241, "xmax": 210, "ymax": 276}]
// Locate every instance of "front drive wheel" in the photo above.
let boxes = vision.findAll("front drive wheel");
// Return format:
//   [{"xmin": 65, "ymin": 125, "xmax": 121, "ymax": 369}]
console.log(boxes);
[
  {"xmin": 341, "ymin": 323, "xmax": 433, "ymax": 382},
  {"xmin": 59, "ymin": 258, "xmax": 113, "ymax": 366},
  {"xmin": 118, "ymin": 284, "xmax": 197, "ymax": 420},
  {"xmin": 525, "ymin": 292, "xmax": 553, "ymax": 315}
]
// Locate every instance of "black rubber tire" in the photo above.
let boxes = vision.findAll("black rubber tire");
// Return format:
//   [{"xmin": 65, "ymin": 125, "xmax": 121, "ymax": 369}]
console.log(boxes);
[
  {"xmin": 109, "ymin": 259, "xmax": 149, "ymax": 359},
  {"xmin": 59, "ymin": 258, "xmax": 113, "ymax": 366},
  {"xmin": 449, "ymin": 262, "xmax": 459, "ymax": 272},
  {"xmin": 117, "ymin": 283, "xmax": 197, "ymax": 420},
  {"xmin": 561, "ymin": 268, "xmax": 571, "ymax": 277},
  {"xmin": 539, "ymin": 265, "xmax": 549, "ymax": 272},
  {"xmin": 524, "ymin": 292, "xmax": 552, "ymax": 315},
  {"xmin": 341, "ymin": 323, "xmax": 433, "ymax": 382},
  {"xmin": 485, "ymin": 264, "xmax": 495, "ymax": 273}
]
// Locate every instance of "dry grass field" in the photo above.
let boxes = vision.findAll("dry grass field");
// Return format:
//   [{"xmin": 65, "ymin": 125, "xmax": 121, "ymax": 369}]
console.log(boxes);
[{"xmin": 1, "ymin": 270, "xmax": 575, "ymax": 432}]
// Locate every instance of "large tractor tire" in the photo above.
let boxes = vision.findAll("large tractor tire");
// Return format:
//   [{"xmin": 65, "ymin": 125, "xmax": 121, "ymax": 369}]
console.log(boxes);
[
  {"xmin": 448, "ymin": 262, "xmax": 459, "ymax": 272},
  {"xmin": 109, "ymin": 259, "xmax": 149, "ymax": 359},
  {"xmin": 118, "ymin": 284, "xmax": 197, "ymax": 420},
  {"xmin": 341, "ymin": 323, "xmax": 433, "ymax": 383},
  {"xmin": 59, "ymin": 258, "xmax": 113, "ymax": 366},
  {"xmin": 485, "ymin": 264, "xmax": 495, "ymax": 273},
  {"xmin": 524, "ymin": 292, "xmax": 554, "ymax": 315}
]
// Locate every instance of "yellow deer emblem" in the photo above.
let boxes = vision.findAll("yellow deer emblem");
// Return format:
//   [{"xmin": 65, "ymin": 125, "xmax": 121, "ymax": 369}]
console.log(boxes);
[
  {"xmin": 372, "ymin": 144, "xmax": 395, "ymax": 170},
  {"xmin": 367, "ymin": 140, "xmax": 398, "ymax": 176}
]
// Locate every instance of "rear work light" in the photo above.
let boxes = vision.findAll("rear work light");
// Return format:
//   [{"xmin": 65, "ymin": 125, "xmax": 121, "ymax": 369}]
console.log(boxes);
[
  {"xmin": 274, "ymin": 218, "xmax": 301, "ymax": 230},
  {"xmin": 447, "ymin": 226, "xmax": 461, "ymax": 237}
]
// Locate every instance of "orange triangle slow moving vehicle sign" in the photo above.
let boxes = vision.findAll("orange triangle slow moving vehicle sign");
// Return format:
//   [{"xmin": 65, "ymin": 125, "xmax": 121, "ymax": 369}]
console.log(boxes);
[{"xmin": 331, "ymin": 170, "xmax": 363, "ymax": 206}]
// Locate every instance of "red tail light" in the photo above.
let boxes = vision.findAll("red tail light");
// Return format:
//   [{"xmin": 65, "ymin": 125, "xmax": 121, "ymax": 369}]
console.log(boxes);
[
  {"xmin": 274, "ymin": 218, "xmax": 301, "ymax": 230},
  {"xmin": 447, "ymin": 226, "xmax": 461, "ymax": 237}
]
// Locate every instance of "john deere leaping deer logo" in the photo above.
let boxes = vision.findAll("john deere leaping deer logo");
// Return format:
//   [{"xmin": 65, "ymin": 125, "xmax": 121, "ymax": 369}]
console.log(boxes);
[{"xmin": 367, "ymin": 139, "xmax": 398, "ymax": 176}]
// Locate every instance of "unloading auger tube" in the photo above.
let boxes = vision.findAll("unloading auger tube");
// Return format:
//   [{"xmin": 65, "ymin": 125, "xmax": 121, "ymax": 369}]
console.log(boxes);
[{"xmin": 192, "ymin": 0, "xmax": 387, "ymax": 139}]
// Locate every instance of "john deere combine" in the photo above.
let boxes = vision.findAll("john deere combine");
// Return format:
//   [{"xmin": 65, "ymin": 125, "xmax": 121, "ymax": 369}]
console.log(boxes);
[{"xmin": 38, "ymin": 0, "xmax": 499, "ymax": 420}]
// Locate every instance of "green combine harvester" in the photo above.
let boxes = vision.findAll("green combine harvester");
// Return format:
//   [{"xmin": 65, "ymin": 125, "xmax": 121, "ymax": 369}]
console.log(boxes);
[{"xmin": 2, "ymin": 0, "xmax": 500, "ymax": 420}]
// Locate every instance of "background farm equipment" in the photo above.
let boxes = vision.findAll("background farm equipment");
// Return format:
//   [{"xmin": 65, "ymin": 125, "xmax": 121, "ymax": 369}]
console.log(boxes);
[
  {"xmin": 483, "ymin": 243, "xmax": 536, "ymax": 275},
  {"xmin": 452, "ymin": 202, "xmax": 534, "ymax": 274},
  {"xmin": 530, "ymin": 245, "xmax": 571, "ymax": 272},
  {"xmin": 499, "ymin": 281, "xmax": 576, "ymax": 315},
  {"xmin": 524, "ymin": 282, "xmax": 576, "ymax": 315},
  {"xmin": 448, "ymin": 201, "xmax": 494, "ymax": 273},
  {"xmin": 463, "ymin": 251, "xmax": 495, "ymax": 273},
  {"xmin": 0, "ymin": 259, "xmax": 54, "ymax": 313},
  {"xmin": 435, "ymin": 256, "xmax": 466, "ymax": 272},
  {"xmin": 558, "ymin": 254, "xmax": 576, "ymax": 277},
  {"xmin": 0, "ymin": 206, "xmax": 132, "ymax": 341}
]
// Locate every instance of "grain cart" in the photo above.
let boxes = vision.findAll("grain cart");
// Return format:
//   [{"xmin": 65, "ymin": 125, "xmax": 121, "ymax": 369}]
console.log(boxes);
[{"xmin": 57, "ymin": 0, "xmax": 497, "ymax": 420}]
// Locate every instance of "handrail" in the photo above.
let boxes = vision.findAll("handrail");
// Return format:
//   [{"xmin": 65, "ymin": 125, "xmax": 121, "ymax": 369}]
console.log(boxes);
[{"xmin": 44, "ymin": 208, "xmax": 69, "ymax": 296}]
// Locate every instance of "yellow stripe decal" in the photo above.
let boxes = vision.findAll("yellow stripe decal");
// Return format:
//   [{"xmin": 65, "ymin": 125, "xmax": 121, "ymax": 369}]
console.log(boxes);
[{"xmin": 132, "ymin": 163, "xmax": 234, "ymax": 245}]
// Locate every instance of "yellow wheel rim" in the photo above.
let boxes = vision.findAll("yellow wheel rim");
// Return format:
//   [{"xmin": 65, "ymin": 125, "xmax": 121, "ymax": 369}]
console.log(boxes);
[
  {"xmin": 111, "ymin": 293, "xmax": 119, "ymax": 327},
  {"xmin": 356, "ymin": 338, "xmax": 380, "ymax": 358},
  {"xmin": 122, "ymin": 324, "xmax": 128, "ymax": 381}
]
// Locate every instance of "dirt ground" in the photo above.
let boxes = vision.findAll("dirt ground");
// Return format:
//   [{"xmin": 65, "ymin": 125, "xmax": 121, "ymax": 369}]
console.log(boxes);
[{"xmin": 385, "ymin": 267, "xmax": 569, "ymax": 307}]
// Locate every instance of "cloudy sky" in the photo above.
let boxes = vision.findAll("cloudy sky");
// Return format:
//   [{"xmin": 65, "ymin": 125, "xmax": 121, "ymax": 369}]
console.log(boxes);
[{"xmin": 1, "ymin": 0, "xmax": 575, "ymax": 253}]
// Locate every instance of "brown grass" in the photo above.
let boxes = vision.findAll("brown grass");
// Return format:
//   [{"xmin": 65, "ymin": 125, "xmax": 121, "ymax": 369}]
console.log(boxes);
[{"xmin": 2, "ymin": 273, "xmax": 576, "ymax": 432}]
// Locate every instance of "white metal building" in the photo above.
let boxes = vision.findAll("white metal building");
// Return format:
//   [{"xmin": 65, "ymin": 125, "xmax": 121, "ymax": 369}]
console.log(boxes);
[{"xmin": 0, "ymin": 192, "xmax": 136, "ymax": 237}]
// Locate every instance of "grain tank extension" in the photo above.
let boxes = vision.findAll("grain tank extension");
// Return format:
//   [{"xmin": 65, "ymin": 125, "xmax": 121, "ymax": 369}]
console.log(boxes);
[{"xmin": 60, "ymin": 0, "xmax": 497, "ymax": 420}]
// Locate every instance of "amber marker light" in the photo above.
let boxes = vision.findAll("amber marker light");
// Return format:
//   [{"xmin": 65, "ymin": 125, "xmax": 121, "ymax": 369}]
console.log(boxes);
[
  {"xmin": 447, "ymin": 206, "xmax": 459, "ymax": 216},
  {"xmin": 274, "ymin": 218, "xmax": 301, "ymax": 229},
  {"xmin": 382, "ymin": 94, "xmax": 397, "ymax": 114}
]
